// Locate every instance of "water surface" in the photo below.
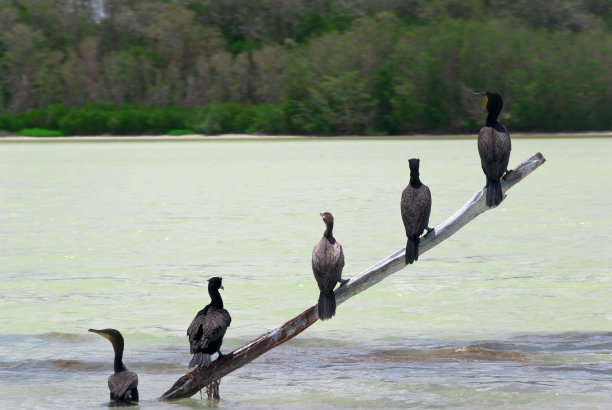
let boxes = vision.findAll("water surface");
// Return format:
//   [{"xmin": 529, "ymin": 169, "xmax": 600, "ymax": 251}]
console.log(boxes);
[{"xmin": 1, "ymin": 137, "xmax": 610, "ymax": 408}]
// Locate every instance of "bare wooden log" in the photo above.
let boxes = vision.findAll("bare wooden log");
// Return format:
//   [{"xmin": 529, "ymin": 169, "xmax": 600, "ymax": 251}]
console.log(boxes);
[{"xmin": 160, "ymin": 152, "xmax": 546, "ymax": 401}]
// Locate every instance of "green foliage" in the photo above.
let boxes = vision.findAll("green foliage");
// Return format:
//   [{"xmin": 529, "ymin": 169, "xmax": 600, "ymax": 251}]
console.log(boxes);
[
  {"xmin": 1, "ymin": 0, "xmax": 612, "ymax": 135},
  {"xmin": 192, "ymin": 103, "xmax": 252, "ymax": 135},
  {"xmin": 107, "ymin": 107, "xmax": 151, "ymax": 135},
  {"xmin": 0, "ymin": 114, "xmax": 10, "ymax": 131},
  {"xmin": 228, "ymin": 41, "xmax": 261, "ymax": 55},
  {"xmin": 245, "ymin": 105, "xmax": 287, "ymax": 134},
  {"xmin": 10, "ymin": 109, "xmax": 47, "ymax": 132},
  {"xmin": 44, "ymin": 105, "xmax": 70, "ymax": 130},
  {"xmin": 17, "ymin": 128, "xmax": 62, "ymax": 137},
  {"xmin": 166, "ymin": 129, "xmax": 196, "ymax": 136},
  {"xmin": 148, "ymin": 107, "xmax": 188, "ymax": 134},
  {"xmin": 59, "ymin": 109, "xmax": 112, "ymax": 136}
]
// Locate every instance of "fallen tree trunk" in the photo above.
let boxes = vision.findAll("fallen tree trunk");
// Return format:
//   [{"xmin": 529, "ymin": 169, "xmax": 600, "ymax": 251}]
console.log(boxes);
[{"xmin": 160, "ymin": 152, "xmax": 546, "ymax": 400}]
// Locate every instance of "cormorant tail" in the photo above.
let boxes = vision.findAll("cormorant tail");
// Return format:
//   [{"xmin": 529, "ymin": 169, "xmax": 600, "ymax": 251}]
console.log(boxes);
[
  {"xmin": 189, "ymin": 352, "xmax": 211, "ymax": 368},
  {"xmin": 405, "ymin": 237, "xmax": 419, "ymax": 264},
  {"xmin": 318, "ymin": 291, "xmax": 336, "ymax": 320},
  {"xmin": 486, "ymin": 179, "xmax": 503, "ymax": 207},
  {"xmin": 495, "ymin": 179, "xmax": 503, "ymax": 205}
]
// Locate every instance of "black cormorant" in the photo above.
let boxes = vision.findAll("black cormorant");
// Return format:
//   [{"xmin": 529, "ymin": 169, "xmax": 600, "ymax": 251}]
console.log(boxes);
[
  {"xmin": 312, "ymin": 212, "xmax": 347, "ymax": 320},
  {"xmin": 474, "ymin": 90, "xmax": 512, "ymax": 207},
  {"xmin": 400, "ymin": 158, "xmax": 433, "ymax": 264},
  {"xmin": 187, "ymin": 276, "xmax": 232, "ymax": 368},
  {"xmin": 88, "ymin": 328, "xmax": 139, "ymax": 405}
]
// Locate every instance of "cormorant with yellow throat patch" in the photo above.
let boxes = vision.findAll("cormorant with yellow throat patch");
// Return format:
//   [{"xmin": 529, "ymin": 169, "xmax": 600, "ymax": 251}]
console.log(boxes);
[{"xmin": 474, "ymin": 90, "xmax": 512, "ymax": 207}]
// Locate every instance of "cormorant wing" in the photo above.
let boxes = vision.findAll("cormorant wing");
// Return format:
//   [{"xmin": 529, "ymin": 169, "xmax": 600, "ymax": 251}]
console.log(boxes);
[
  {"xmin": 108, "ymin": 370, "xmax": 138, "ymax": 402},
  {"xmin": 478, "ymin": 124, "xmax": 511, "ymax": 179},
  {"xmin": 401, "ymin": 186, "xmax": 429, "ymax": 236},
  {"xmin": 187, "ymin": 306, "xmax": 231, "ymax": 353},
  {"xmin": 417, "ymin": 185, "xmax": 432, "ymax": 234},
  {"xmin": 312, "ymin": 239, "xmax": 345, "ymax": 290}
]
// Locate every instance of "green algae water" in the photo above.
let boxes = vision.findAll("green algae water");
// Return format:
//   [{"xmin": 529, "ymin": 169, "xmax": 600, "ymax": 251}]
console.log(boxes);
[{"xmin": 0, "ymin": 137, "xmax": 610, "ymax": 408}]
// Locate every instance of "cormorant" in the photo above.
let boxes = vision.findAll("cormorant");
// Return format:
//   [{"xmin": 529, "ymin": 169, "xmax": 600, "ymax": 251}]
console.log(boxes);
[
  {"xmin": 400, "ymin": 158, "xmax": 433, "ymax": 264},
  {"xmin": 88, "ymin": 328, "xmax": 139, "ymax": 405},
  {"xmin": 474, "ymin": 90, "xmax": 512, "ymax": 207},
  {"xmin": 187, "ymin": 276, "xmax": 231, "ymax": 368},
  {"xmin": 312, "ymin": 212, "xmax": 347, "ymax": 320}
]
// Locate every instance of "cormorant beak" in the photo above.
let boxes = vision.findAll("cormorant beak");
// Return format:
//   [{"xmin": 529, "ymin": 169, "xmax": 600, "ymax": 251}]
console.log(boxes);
[
  {"xmin": 319, "ymin": 213, "xmax": 324, "ymax": 217},
  {"xmin": 471, "ymin": 91, "xmax": 488, "ymax": 107},
  {"xmin": 220, "ymin": 285, "xmax": 224, "ymax": 290},
  {"xmin": 88, "ymin": 329, "xmax": 110, "ymax": 340}
]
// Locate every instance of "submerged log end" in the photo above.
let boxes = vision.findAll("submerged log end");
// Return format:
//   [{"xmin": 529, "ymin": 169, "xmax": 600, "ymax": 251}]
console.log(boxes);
[
  {"xmin": 159, "ymin": 353, "xmax": 235, "ymax": 400},
  {"xmin": 160, "ymin": 372, "xmax": 196, "ymax": 400}
]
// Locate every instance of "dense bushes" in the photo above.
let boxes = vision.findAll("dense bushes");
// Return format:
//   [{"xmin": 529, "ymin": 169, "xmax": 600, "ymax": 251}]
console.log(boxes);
[
  {"xmin": 17, "ymin": 128, "xmax": 62, "ymax": 137},
  {"xmin": 1, "ymin": 0, "xmax": 612, "ymax": 135},
  {"xmin": 0, "ymin": 102, "xmax": 290, "ymax": 136},
  {"xmin": 191, "ymin": 103, "xmax": 288, "ymax": 135}
]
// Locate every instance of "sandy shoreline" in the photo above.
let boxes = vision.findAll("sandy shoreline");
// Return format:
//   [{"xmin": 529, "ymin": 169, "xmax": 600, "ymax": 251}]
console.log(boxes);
[{"xmin": 1, "ymin": 132, "xmax": 611, "ymax": 141}]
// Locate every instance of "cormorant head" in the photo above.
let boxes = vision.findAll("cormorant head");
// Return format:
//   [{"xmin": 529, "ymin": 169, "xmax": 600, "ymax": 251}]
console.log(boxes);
[
  {"xmin": 89, "ymin": 328, "xmax": 125, "ymax": 355},
  {"xmin": 320, "ymin": 212, "xmax": 334, "ymax": 238},
  {"xmin": 473, "ymin": 90, "xmax": 503, "ymax": 122},
  {"xmin": 408, "ymin": 158, "xmax": 420, "ymax": 173},
  {"xmin": 208, "ymin": 276, "xmax": 224, "ymax": 291},
  {"xmin": 320, "ymin": 212, "xmax": 334, "ymax": 226},
  {"xmin": 89, "ymin": 328, "xmax": 124, "ymax": 344}
]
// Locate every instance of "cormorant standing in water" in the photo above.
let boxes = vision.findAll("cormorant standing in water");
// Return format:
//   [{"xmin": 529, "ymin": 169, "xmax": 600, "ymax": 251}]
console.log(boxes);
[
  {"xmin": 474, "ymin": 90, "xmax": 512, "ymax": 207},
  {"xmin": 88, "ymin": 328, "xmax": 139, "ymax": 405},
  {"xmin": 187, "ymin": 277, "xmax": 231, "ymax": 368},
  {"xmin": 312, "ymin": 212, "xmax": 347, "ymax": 320},
  {"xmin": 400, "ymin": 158, "xmax": 433, "ymax": 264}
]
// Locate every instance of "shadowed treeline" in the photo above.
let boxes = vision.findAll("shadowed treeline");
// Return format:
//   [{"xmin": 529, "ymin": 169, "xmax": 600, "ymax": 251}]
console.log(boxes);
[{"xmin": 1, "ymin": 0, "xmax": 611, "ymax": 135}]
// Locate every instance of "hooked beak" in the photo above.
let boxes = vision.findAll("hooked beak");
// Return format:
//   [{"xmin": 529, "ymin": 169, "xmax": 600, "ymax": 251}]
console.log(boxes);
[
  {"xmin": 472, "ymin": 91, "xmax": 488, "ymax": 107},
  {"xmin": 220, "ymin": 285, "xmax": 224, "ymax": 290},
  {"xmin": 88, "ymin": 329, "xmax": 110, "ymax": 340}
]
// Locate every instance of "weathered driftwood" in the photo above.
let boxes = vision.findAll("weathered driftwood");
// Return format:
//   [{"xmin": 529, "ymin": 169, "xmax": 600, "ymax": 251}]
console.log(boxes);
[{"xmin": 160, "ymin": 152, "xmax": 546, "ymax": 400}]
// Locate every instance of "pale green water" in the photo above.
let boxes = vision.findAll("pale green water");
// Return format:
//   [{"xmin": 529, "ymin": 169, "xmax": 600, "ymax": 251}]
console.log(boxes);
[{"xmin": 0, "ymin": 137, "xmax": 610, "ymax": 408}]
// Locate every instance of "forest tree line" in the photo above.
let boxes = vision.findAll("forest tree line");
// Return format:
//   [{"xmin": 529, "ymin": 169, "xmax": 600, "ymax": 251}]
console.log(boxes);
[{"xmin": 1, "ymin": 0, "xmax": 611, "ymax": 135}]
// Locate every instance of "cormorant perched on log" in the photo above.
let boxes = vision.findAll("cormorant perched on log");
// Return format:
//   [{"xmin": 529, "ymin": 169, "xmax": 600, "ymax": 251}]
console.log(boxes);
[
  {"xmin": 187, "ymin": 277, "xmax": 231, "ymax": 368},
  {"xmin": 88, "ymin": 328, "xmax": 139, "ymax": 405},
  {"xmin": 474, "ymin": 90, "xmax": 512, "ymax": 207},
  {"xmin": 312, "ymin": 212, "xmax": 347, "ymax": 320},
  {"xmin": 400, "ymin": 158, "xmax": 433, "ymax": 264}
]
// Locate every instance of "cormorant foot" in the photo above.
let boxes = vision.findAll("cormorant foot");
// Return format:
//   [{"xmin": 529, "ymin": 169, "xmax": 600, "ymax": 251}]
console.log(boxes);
[
  {"xmin": 424, "ymin": 227, "xmax": 434, "ymax": 236},
  {"xmin": 502, "ymin": 169, "xmax": 514, "ymax": 181},
  {"xmin": 339, "ymin": 278, "xmax": 349, "ymax": 287},
  {"xmin": 217, "ymin": 350, "xmax": 225, "ymax": 359}
]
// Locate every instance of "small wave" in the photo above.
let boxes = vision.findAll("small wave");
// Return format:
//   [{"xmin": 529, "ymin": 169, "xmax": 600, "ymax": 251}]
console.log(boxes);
[
  {"xmin": 537, "ymin": 365, "xmax": 612, "ymax": 377},
  {"xmin": 1, "ymin": 358, "xmax": 187, "ymax": 373},
  {"xmin": 51, "ymin": 359, "xmax": 101, "ymax": 370},
  {"xmin": 4, "ymin": 359, "xmax": 102, "ymax": 372},
  {"xmin": 42, "ymin": 332, "xmax": 90, "ymax": 342},
  {"xmin": 374, "ymin": 345, "xmax": 529, "ymax": 363}
]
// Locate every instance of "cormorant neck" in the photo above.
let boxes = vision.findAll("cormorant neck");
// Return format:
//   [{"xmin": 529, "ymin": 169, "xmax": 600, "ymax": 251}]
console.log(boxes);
[
  {"xmin": 209, "ymin": 287, "xmax": 224, "ymax": 309},
  {"xmin": 410, "ymin": 171, "xmax": 422, "ymax": 188},
  {"xmin": 323, "ymin": 222, "xmax": 333, "ymax": 238},
  {"xmin": 486, "ymin": 110, "xmax": 500, "ymax": 125},
  {"xmin": 486, "ymin": 96, "xmax": 503, "ymax": 125},
  {"xmin": 112, "ymin": 339, "xmax": 126, "ymax": 373}
]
